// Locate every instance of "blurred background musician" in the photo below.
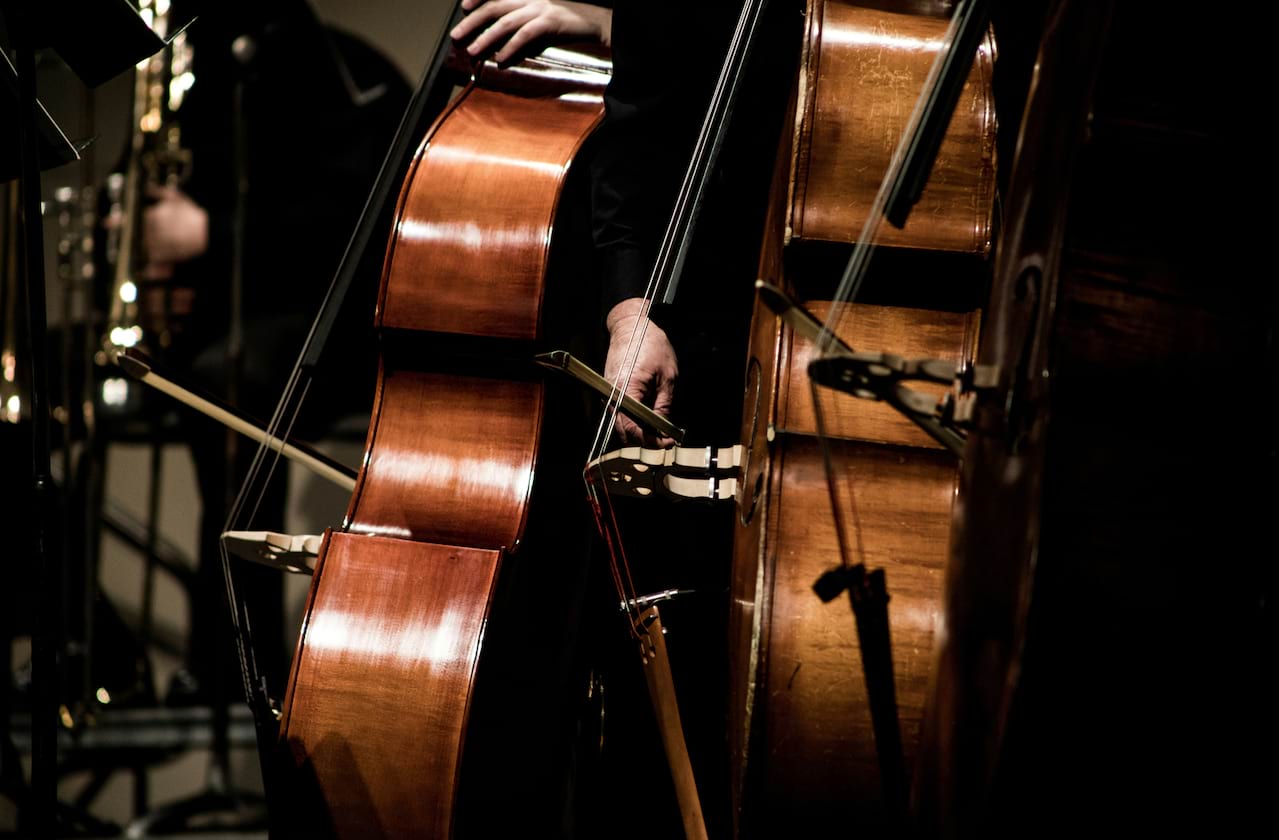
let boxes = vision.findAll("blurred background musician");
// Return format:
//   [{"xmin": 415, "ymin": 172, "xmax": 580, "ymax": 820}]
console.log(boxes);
[{"xmin": 133, "ymin": 0, "xmax": 409, "ymax": 706}]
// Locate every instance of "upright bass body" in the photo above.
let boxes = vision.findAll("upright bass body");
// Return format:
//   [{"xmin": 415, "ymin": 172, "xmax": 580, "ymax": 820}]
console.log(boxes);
[
  {"xmin": 277, "ymin": 47, "xmax": 610, "ymax": 838},
  {"xmin": 729, "ymin": 1, "xmax": 996, "ymax": 834},
  {"xmin": 920, "ymin": 2, "xmax": 1273, "ymax": 835}
]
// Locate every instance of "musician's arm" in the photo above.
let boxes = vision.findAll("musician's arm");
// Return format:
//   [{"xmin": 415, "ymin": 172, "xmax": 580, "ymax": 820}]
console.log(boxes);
[{"xmin": 591, "ymin": 1, "xmax": 732, "ymax": 445}]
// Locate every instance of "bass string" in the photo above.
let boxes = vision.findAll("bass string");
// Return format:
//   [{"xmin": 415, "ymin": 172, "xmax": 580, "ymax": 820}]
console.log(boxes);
[
  {"xmin": 585, "ymin": 477, "xmax": 646, "ymax": 637},
  {"xmin": 587, "ymin": 0, "xmax": 770, "ymax": 465},
  {"xmin": 215, "ymin": 361, "xmax": 320, "ymax": 710},
  {"xmin": 226, "ymin": 371, "xmax": 313, "ymax": 534},
  {"xmin": 223, "ymin": 364, "xmax": 311, "ymax": 535},
  {"xmin": 583, "ymin": 0, "xmax": 771, "ymax": 640},
  {"xmin": 804, "ymin": 4, "xmax": 976, "ymax": 585},
  {"xmin": 215, "ymin": 365, "xmax": 311, "ymax": 672}
]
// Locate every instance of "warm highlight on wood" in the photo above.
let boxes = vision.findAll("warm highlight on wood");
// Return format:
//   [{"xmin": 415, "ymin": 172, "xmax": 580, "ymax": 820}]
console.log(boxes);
[
  {"xmin": 346, "ymin": 368, "xmax": 543, "ymax": 551},
  {"xmin": 279, "ymin": 533, "xmax": 502, "ymax": 838},
  {"xmin": 278, "ymin": 45, "xmax": 607, "ymax": 838},
  {"xmin": 776, "ymin": 301, "xmax": 979, "ymax": 448},
  {"xmin": 378, "ymin": 51, "xmax": 608, "ymax": 340},
  {"xmin": 728, "ymin": 1, "xmax": 994, "ymax": 835},
  {"xmin": 790, "ymin": 2, "xmax": 996, "ymax": 253}
]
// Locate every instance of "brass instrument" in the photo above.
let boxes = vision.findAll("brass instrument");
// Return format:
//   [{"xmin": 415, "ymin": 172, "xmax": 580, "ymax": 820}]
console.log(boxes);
[
  {"xmin": 101, "ymin": 0, "xmax": 194, "ymax": 358},
  {"xmin": 49, "ymin": 184, "xmax": 100, "ymax": 438}
]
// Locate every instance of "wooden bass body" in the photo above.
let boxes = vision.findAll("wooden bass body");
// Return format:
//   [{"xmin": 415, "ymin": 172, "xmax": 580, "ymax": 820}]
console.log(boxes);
[
  {"xmin": 918, "ymin": 2, "xmax": 1273, "ymax": 835},
  {"xmin": 276, "ymin": 46, "xmax": 610, "ymax": 838},
  {"xmin": 728, "ymin": 1, "xmax": 995, "ymax": 833}
]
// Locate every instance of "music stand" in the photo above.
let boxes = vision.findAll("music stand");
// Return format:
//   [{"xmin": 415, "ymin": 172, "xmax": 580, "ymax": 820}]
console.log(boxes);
[
  {"xmin": 0, "ymin": 55, "xmax": 83, "ymax": 182},
  {"xmin": 0, "ymin": 2, "xmax": 167, "ymax": 833}
]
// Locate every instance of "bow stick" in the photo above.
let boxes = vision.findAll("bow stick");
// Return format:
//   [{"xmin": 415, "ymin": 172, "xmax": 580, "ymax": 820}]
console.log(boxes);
[{"xmin": 111, "ymin": 348, "xmax": 357, "ymax": 491}]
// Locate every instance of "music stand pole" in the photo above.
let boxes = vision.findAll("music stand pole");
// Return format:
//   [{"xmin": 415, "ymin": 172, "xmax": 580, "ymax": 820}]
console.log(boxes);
[{"xmin": 11, "ymin": 7, "xmax": 62, "ymax": 835}]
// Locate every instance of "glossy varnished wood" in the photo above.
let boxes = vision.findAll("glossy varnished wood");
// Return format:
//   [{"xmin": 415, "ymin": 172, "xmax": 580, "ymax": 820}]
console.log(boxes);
[
  {"xmin": 726, "ymin": 123, "xmax": 794, "ymax": 821},
  {"xmin": 280, "ymin": 46, "xmax": 608, "ymax": 838},
  {"xmin": 758, "ymin": 436, "xmax": 954, "ymax": 826},
  {"xmin": 280, "ymin": 533, "xmax": 502, "ymax": 839},
  {"xmin": 776, "ymin": 301, "xmax": 979, "ymax": 447},
  {"xmin": 728, "ymin": 3, "xmax": 994, "ymax": 834},
  {"xmin": 790, "ymin": 1, "xmax": 996, "ymax": 253},
  {"xmin": 346, "ymin": 368, "xmax": 542, "ymax": 551},
  {"xmin": 379, "ymin": 55, "xmax": 608, "ymax": 340},
  {"xmin": 731, "ymin": 295, "xmax": 968, "ymax": 834}
]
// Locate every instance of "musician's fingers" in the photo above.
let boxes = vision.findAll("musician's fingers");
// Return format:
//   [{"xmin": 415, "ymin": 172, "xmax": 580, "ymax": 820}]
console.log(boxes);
[
  {"xmin": 613, "ymin": 413, "xmax": 644, "ymax": 446},
  {"xmin": 450, "ymin": 0, "xmax": 514, "ymax": 43},
  {"xmin": 454, "ymin": 2, "xmax": 532, "ymax": 57},
  {"xmin": 651, "ymin": 374, "xmax": 675, "ymax": 418},
  {"xmin": 472, "ymin": 7, "xmax": 543, "ymax": 60},
  {"xmin": 493, "ymin": 16, "xmax": 557, "ymax": 63},
  {"xmin": 631, "ymin": 376, "xmax": 677, "ymax": 449},
  {"xmin": 640, "ymin": 424, "xmax": 674, "ymax": 450}
]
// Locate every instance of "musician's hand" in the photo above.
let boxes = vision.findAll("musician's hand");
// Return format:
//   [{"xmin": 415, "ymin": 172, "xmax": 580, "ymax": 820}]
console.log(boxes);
[
  {"xmin": 142, "ymin": 184, "xmax": 208, "ymax": 279},
  {"xmin": 604, "ymin": 297, "xmax": 678, "ymax": 448},
  {"xmin": 450, "ymin": 0, "xmax": 611, "ymax": 65}
]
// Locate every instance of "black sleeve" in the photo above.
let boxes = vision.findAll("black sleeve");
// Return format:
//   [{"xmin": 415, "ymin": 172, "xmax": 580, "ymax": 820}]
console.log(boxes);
[{"xmin": 590, "ymin": 1, "xmax": 737, "ymax": 315}]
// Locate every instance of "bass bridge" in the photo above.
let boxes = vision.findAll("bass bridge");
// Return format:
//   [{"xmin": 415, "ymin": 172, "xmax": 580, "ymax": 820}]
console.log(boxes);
[{"xmin": 588, "ymin": 443, "xmax": 743, "ymax": 502}]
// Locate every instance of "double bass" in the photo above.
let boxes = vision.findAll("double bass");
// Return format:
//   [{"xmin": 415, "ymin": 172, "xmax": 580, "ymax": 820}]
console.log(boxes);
[
  {"xmin": 587, "ymin": 1, "xmax": 997, "ymax": 833},
  {"xmin": 273, "ymin": 41, "xmax": 612, "ymax": 837},
  {"xmin": 918, "ymin": 1, "xmax": 1273, "ymax": 835},
  {"xmin": 727, "ymin": 0, "xmax": 996, "ymax": 834},
  {"xmin": 588, "ymin": 0, "xmax": 998, "ymax": 833}
]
